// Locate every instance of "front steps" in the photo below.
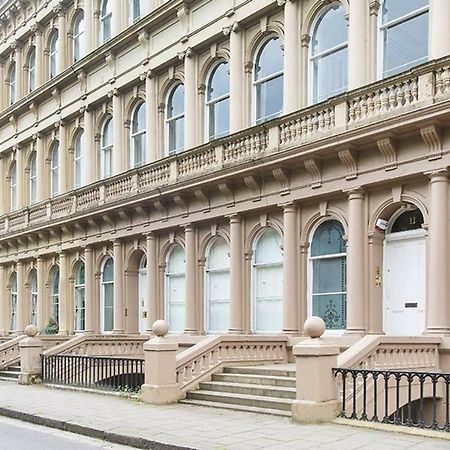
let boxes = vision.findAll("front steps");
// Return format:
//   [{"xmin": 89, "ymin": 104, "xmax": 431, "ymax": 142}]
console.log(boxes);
[
  {"xmin": 180, "ymin": 365, "xmax": 296, "ymax": 417},
  {"xmin": 0, "ymin": 365, "xmax": 20, "ymax": 382}
]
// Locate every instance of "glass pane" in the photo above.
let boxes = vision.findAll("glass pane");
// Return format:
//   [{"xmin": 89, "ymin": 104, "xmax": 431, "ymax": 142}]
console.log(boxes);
[
  {"xmin": 208, "ymin": 62, "xmax": 230, "ymax": 100},
  {"xmin": 209, "ymin": 97, "xmax": 230, "ymax": 139},
  {"xmin": 255, "ymin": 37, "xmax": 283, "ymax": 80},
  {"xmin": 168, "ymin": 117, "xmax": 184, "ymax": 153},
  {"xmin": 255, "ymin": 229, "xmax": 283, "ymax": 264},
  {"xmin": 103, "ymin": 258, "xmax": 114, "ymax": 282},
  {"xmin": 52, "ymin": 269, "xmax": 60, "ymax": 293},
  {"xmin": 168, "ymin": 84, "xmax": 184, "ymax": 118},
  {"xmin": 104, "ymin": 283, "xmax": 114, "ymax": 307},
  {"xmin": 256, "ymin": 75, "xmax": 283, "ymax": 122},
  {"xmin": 311, "ymin": 220, "xmax": 345, "ymax": 256},
  {"xmin": 133, "ymin": 103, "xmax": 146, "ymax": 133},
  {"xmin": 312, "ymin": 4, "xmax": 347, "ymax": 54},
  {"xmin": 382, "ymin": 0, "xmax": 428, "ymax": 23},
  {"xmin": 167, "ymin": 274, "xmax": 185, "ymax": 332},
  {"xmin": 76, "ymin": 263, "xmax": 85, "ymax": 284},
  {"xmin": 383, "ymin": 12, "xmax": 428, "ymax": 77},
  {"xmin": 312, "ymin": 293, "xmax": 346, "ymax": 329},
  {"xmin": 312, "ymin": 257, "xmax": 346, "ymax": 294},
  {"xmin": 313, "ymin": 47, "xmax": 348, "ymax": 103},
  {"xmin": 169, "ymin": 303, "xmax": 184, "ymax": 332},
  {"xmin": 255, "ymin": 298, "xmax": 282, "ymax": 332},
  {"xmin": 207, "ymin": 239, "xmax": 229, "ymax": 270},
  {"xmin": 168, "ymin": 246, "xmax": 185, "ymax": 273},
  {"xmin": 51, "ymin": 168, "xmax": 59, "ymax": 197},
  {"xmin": 102, "ymin": 17, "xmax": 111, "ymax": 42},
  {"xmin": 208, "ymin": 288, "xmax": 229, "ymax": 333},
  {"xmin": 104, "ymin": 308, "xmax": 114, "ymax": 332},
  {"xmin": 133, "ymin": 133, "xmax": 145, "ymax": 167},
  {"xmin": 391, "ymin": 209, "xmax": 424, "ymax": 233},
  {"xmin": 208, "ymin": 270, "xmax": 230, "ymax": 302}
]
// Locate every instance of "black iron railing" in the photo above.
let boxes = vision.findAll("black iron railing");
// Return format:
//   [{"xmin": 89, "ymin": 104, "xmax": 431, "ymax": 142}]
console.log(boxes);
[
  {"xmin": 333, "ymin": 368, "xmax": 450, "ymax": 431},
  {"xmin": 42, "ymin": 354, "xmax": 144, "ymax": 393}
]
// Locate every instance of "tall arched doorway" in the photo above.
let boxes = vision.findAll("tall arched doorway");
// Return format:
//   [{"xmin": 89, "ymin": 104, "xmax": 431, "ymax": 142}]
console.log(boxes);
[{"xmin": 383, "ymin": 207, "xmax": 426, "ymax": 335}]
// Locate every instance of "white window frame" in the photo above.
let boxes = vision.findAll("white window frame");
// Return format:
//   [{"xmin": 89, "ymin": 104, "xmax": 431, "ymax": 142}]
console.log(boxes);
[
  {"xmin": 49, "ymin": 30, "xmax": 59, "ymax": 79},
  {"xmin": 9, "ymin": 62, "xmax": 16, "ymax": 105},
  {"xmin": 165, "ymin": 83, "xmax": 185, "ymax": 156},
  {"xmin": 100, "ymin": 118, "xmax": 113, "ymax": 179},
  {"xmin": 50, "ymin": 267, "xmax": 60, "ymax": 324},
  {"xmin": 100, "ymin": 0, "xmax": 112, "ymax": 44},
  {"xmin": 74, "ymin": 262, "xmax": 86, "ymax": 332},
  {"xmin": 307, "ymin": 219, "xmax": 347, "ymax": 335},
  {"xmin": 165, "ymin": 245, "xmax": 185, "ymax": 333},
  {"xmin": 100, "ymin": 257, "xmax": 114, "ymax": 334},
  {"xmin": 205, "ymin": 61, "xmax": 230, "ymax": 141},
  {"xmin": 73, "ymin": 11, "xmax": 85, "ymax": 63},
  {"xmin": 9, "ymin": 273, "xmax": 17, "ymax": 333},
  {"xmin": 30, "ymin": 269, "xmax": 38, "ymax": 326},
  {"xmin": 50, "ymin": 143, "xmax": 60, "ymax": 197},
  {"xmin": 378, "ymin": 1, "xmax": 429, "ymax": 79},
  {"xmin": 130, "ymin": 101, "xmax": 146, "ymax": 168},
  {"xmin": 29, "ymin": 152, "xmax": 37, "ymax": 204},
  {"xmin": 130, "ymin": 0, "xmax": 145, "ymax": 24},
  {"xmin": 10, "ymin": 161, "xmax": 17, "ymax": 211},
  {"xmin": 28, "ymin": 48, "xmax": 36, "ymax": 93},
  {"xmin": 74, "ymin": 131, "xmax": 85, "ymax": 188},
  {"xmin": 252, "ymin": 37, "xmax": 284, "ymax": 125}
]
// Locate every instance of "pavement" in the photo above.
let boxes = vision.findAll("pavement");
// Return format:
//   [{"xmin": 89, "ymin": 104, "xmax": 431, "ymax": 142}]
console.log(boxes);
[{"xmin": 0, "ymin": 380, "xmax": 449, "ymax": 450}]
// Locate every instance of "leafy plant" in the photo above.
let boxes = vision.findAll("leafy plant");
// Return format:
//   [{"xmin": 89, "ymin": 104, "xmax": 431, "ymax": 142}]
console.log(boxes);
[{"xmin": 40, "ymin": 317, "xmax": 59, "ymax": 335}]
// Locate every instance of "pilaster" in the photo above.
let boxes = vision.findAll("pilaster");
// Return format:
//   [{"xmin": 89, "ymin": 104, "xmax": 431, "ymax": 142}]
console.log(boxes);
[
  {"xmin": 229, "ymin": 214, "xmax": 243, "ymax": 333},
  {"xmin": 113, "ymin": 240, "xmax": 124, "ymax": 334},
  {"xmin": 184, "ymin": 224, "xmax": 197, "ymax": 334}
]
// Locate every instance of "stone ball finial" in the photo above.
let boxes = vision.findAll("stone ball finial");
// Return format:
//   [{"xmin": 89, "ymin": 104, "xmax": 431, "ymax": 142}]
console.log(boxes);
[
  {"xmin": 304, "ymin": 316, "xmax": 326, "ymax": 338},
  {"xmin": 25, "ymin": 324, "xmax": 39, "ymax": 338},
  {"xmin": 152, "ymin": 320, "xmax": 169, "ymax": 337}
]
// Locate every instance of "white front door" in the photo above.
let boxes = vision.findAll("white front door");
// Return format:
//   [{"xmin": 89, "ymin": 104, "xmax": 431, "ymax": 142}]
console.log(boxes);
[
  {"xmin": 138, "ymin": 268, "xmax": 147, "ymax": 334},
  {"xmin": 383, "ymin": 230, "xmax": 426, "ymax": 335}
]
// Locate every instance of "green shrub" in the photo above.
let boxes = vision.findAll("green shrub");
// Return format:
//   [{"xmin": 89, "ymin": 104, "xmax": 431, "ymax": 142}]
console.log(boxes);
[{"xmin": 40, "ymin": 317, "xmax": 59, "ymax": 335}]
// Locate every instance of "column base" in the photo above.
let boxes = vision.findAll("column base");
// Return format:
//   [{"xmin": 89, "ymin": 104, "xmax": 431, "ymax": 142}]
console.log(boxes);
[
  {"xmin": 423, "ymin": 327, "xmax": 450, "ymax": 336},
  {"xmin": 282, "ymin": 329, "xmax": 300, "ymax": 335},
  {"xmin": 112, "ymin": 330, "xmax": 125, "ymax": 335},
  {"xmin": 228, "ymin": 328, "xmax": 244, "ymax": 335},
  {"xmin": 141, "ymin": 383, "xmax": 180, "ymax": 405},
  {"xmin": 57, "ymin": 331, "xmax": 69, "ymax": 336},
  {"xmin": 183, "ymin": 329, "xmax": 198, "ymax": 335},
  {"xmin": 18, "ymin": 372, "xmax": 43, "ymax": 385},
  {"xmin": 291, "ymin": 399, "xmax": 340, "ymax": 424}
]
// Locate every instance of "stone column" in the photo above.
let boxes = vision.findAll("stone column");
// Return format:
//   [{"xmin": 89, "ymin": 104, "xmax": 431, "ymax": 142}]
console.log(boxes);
[
  {"xmin": 430, "ymin": 0, "xmax": 450, "ymax": 59},
  {"xmin": 283, "ymin": 0, "xmax": 299, "ymax": 114},
  {"xmin": 36, "ymin": 133, "xmax": 46, "ymax": 201},
  {"xmin": 283, "ymin": 203, "xmax": 299, "ymax": 334},
  {"xmin": 56, "ymin": 5, "xmax": 66, "ymax": 74},
  {"xmin": 0, "ymin": 58, "xmax": 4, "ymax": 111},
  {"xmin": 227, "ymin": 22, "xmax": 244, "ymax": 132},
  {"xmin": 426, "ymin": 170, "xmax": 450, "ymax": 334},
  {"xmin": 291, "ymin": 317, "xmax": 340, "ymax": 423},
  {"xmin": 348, "ymin": 0, "xmax": 368, "ymax": 89},
  {"xmin": 113, "ymin": 240, "xmax": 124, "ymax": 334},
  {"xmin": 184, "ymin": 224, "xmax": 197, "ymax": 334},
  {"xmin": 346, "ymin": 188, "xmax": 366, "ymax": 334},
  {"xmin": 0, "ymin": 265, "xmax": 7, "ymax": 335},
  {"xmin": 229, "ymin": 214, "xmax": 243, "ymax": 334},
  {"xmin": 299, "ymin": 35, "xmax": 310, "ymax": 108},
  {"xmin": 33, "ymin": 25, "xmax": 44, "ymax": 87},
  {"xmin": 0, "ymin": 155, "xmax": 5, "ymax": 215},
  {"xmin": 58, "ymin": 252, "xmax": 69, "ymax": 335},
  {"xmin": 16, "ymin": 146, "xmax": 24, "ymax": 209},
  {"xmin": 84, "ymin": 0, "xmax": 94, "ymax": 55},
  {"xmin": 184, "ymin": 49, "xmax": 196, "ymax": 150},
  {"xmin": 145, "ymin": 71, "xmax": 157, "ymax": 162},
  {"xmin": 36, "ymin": 256, "xmax": 47, "ymax": 330},
  {"xmin": 84, "ymin": 246, "xmax": 95, "ymax": 334},
  {"xmin": 367, "ymin": 232, "xmax": 384, "ymax": 334},
  {"xmin": 84, "ymin": 107, "xmax": 95, "ymax": 184},
  {"xmin": 58, "ymin": 121, "xmax": 67, "ymax": 194},
  {"xmin": 146, "ymin": 233, "xmax": 158, "ymax": 332},
  {"xmin": 13, "ymin": 42, "xmax": 23, "ymax": 100},
  {"xmin": 112, "ymin": 89, "xmax": 124, "ymax": 175},
  {"xmin": 16, "ymin": 261, "xmax": 26, "ymax": 334}
]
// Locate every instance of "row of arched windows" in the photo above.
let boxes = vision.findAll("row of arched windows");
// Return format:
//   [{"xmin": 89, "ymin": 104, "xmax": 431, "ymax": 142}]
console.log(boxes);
[{"xmin": 6, "ymin": 220, "xmax": 347, "ymax": 334}]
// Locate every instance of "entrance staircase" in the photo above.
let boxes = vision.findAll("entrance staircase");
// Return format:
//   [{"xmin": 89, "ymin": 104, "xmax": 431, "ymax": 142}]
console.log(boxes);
[
  {"xmin": 180, "ymin": 364, "xmax": 296, "ymax": 417},
  {"xmin": 0, "ymin": 364, "xmax": 20, "ymax": 382}
]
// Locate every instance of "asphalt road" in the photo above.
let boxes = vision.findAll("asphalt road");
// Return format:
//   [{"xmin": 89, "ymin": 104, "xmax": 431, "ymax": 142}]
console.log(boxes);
[{"xmin": 0, "ymin": 416, "xmax": 135, "ymax": 450}]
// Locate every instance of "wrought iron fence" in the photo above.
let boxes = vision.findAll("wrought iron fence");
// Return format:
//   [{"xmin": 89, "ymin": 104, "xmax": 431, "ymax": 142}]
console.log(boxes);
[
  {"xmin": 42, "ymin": 354, "xmax": 144, "ymax": 393},
  {"xmin": 333, "ymin": 368, "xmax": 450, "ymax": 432}
]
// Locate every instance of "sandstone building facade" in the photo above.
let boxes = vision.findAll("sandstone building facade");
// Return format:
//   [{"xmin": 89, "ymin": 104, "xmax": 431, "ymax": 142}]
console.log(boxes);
[{"xmin": 0, "ymin": 0, "xmax": 449, "ymax": 342}]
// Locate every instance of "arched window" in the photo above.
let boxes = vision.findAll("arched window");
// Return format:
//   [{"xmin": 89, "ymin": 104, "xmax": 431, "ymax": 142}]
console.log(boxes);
[
  {"xmin": 74, "ymin": 131, "xmax": 85, "ymax": 188},
  {"xmin": 50, "ymin": 143, "xmax": 60, "ymax": 197},
  {"xmin": 10, "ymin": 161, "xmax": 17, "ymax": 212},
  {"xmin": 310, "ymin": 220, "xmax": 347, "ymax": 330},
  {"xmin": 390, "ymin": 207, "xmax": 424, "ymax": 233},
  {"xmin": 253, "ymin": 37, "xmax": 284, "ymax": 124},
  {"xmin": 252, "ymin": 228, "xmax": 283, "ymax": 332},
  {"xmin": 165, "ymin": 245, "xmax": 185, "ymax": 332},
  {"xmin": 73, "ymin": 11, "xmax": 85, "ymax": 63},
  {"xmin": 205, "ymin": 238, "xmax": 230, "ymax": 333},
  {"xmin": 100, "ymin": 0, "xmax": 112, "ymax": 44},
  {"xmin": 49, "ymin": 30, "xmax": 59, "ymax": 79},
  {"xmin": 74, "ymin": 261, "xmax": 86, "ymax": 331},
  {"xmin": 8, "ymin": 62, "xmax": 16, "ymax": 105},
  {"xmin": 206, "ymin": 61, "xmax": 230, "ymax": 140},
  {"xmin": 130, "ymin": 102, "xmax": 146, "ymax": 168},
  {"xmin": 29, "ymin": 152, "xmax": 37, "ymax": 204},
  {"xmin": 138, "ymin": 256, "xmax": 147, "ymax": 334},
  {"xmin": 30, "ymin": 269, "xmax": 38, "ymax": 326},
  {"xmin": 380, "ymin": 0, "xmax": 429, "ymax": 78},
  {"xmin": 165, "ymin": 83, "xmax": 184, "ymax": 155},
  {"xmin": 311, "ymin": 3, "xmax": 348, "ymax": 103},
  {"xmin": 100, "ymin": 117, "xmax": 113, "ymax": 179},
  {"xmin": 101, "ymin": 257, "xmax": 114, "ymax": 333},
  {"xmin": 130, "ymin": 0, "xmax": 145, "ymax": 23},
  {"xmin": 50, "ymin": 266, "xmax": 60, "ymax": 324},
  {"xmin": 27, "ymin": 47, "xmax": 36, "ymax": 93},
  {"xmin": 9, "ymin": 272, "xmax": 17, "ymax": 333}
]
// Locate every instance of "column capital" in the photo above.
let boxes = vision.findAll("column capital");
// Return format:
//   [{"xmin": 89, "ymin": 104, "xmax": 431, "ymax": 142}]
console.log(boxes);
[
  {"xmin": 183, "ymin": 223, "xmax": 195, "ymax": 232},
  {"xmin": 345, "ymin": 187, "xmax": 365, "ymax": 199},
  {"xmin": 227, "ymin": 213, "xmax": 241, "ymax": 223},
  {"xmin": 145, "ymin": 232, "xmax": 156, "ymax": 240},
  {"xmin": 425, "ymin": 168, "xmax": 448, "ymax": 182},
  {"xmin": 280, "ymin": 202, "xmax": 297, "ymax": 213}
]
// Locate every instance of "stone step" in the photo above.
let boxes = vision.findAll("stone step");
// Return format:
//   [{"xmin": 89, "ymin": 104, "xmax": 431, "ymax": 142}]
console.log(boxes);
[
  {"xmin": 0, "ymin": 375, "xmax": 17, "ymax": 382},
  {"xmin": 199, "ymin": 381, "xmax": 296, "ymax": 399},
  {"xmin": 7, "ymin": 366, "xmax": 21, "ymax": 372},
  {"xmin": 179, "ymin": 399, "xmax": 291, "ymax": 417},
  {"xmin": 186, "ymin": 389, "xmax": 293, "ymax": 411},
  {"xmin": 223, "ymin": 366, "xmax": 296, "ymax": 378},
  {"xmin": 0, "ymin": 370, "xmax": 20, "ymax": 379},
  {"xmin": 213, "ymin": 372, "xmax": 296, "ymax": 388}
]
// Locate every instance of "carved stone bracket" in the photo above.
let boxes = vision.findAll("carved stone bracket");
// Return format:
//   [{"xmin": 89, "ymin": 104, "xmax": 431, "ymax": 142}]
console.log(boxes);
[
  {"xmin": 377, "ymin": 137, "xmax": 398, "ymax": 171},
  {"xmin": 173, "ymin": 195, "xmax": 188, "ymax": 217},
  {"xmin": 304, "ymin": 158, "xmax": 322, "ymax": 188},
  {"xmin": 338, "ymin": 148, "xmax": 358, "ymax": 180},
  {"xmin": 420, "ymin": 125, "xmax": 442, "ymax": 161},
  {"xmin": 194, "ymin": 189, "xmax": 210, "ymax": 212},
  {"xmin": 218, "ymin": 182, "xmax": 234, "ymax": 207},
  {"xmin": 272, "ymin": 168, "xmax": 290, "ymax": 195},
  {"xmin": 153, "ymin": 200, "xmax": 168, "ymax": 221},
  {"xmin": 244, "ymin": 175, "xmax": 261, "ymax": 201}
]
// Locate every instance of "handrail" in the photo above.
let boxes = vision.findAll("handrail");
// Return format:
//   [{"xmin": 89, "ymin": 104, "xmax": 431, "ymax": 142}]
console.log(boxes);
[{"xmin": 0, "ymin": 335, "xmax": 25, "ymax": 370}]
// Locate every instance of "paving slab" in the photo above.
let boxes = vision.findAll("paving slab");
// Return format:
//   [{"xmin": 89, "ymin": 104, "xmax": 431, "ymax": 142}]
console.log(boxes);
[{"xmin": 0, "ymin": 381, "xmax": 448, "ymax": 450}]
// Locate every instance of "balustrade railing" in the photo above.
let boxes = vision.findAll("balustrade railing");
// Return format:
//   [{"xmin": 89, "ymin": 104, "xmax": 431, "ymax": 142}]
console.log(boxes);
[
  {"xmin": 42, "ymin": 354, "xmax": 144, "ymax": 393},
  {"xmin": 334, "ymin": 368, "xmax": 450, "ymax": 432}
]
